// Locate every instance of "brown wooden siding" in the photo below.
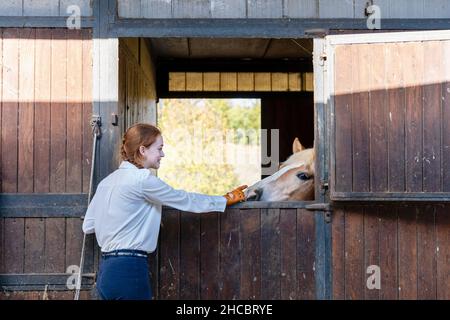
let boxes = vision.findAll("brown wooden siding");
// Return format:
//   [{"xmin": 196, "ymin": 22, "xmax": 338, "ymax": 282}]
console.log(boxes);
[
  {"xmin": 1, "ymin": 217, "xmax": 97, "ymax": 275},
  {"xmin": 0, "ymin": 28, "xmax": 94, "ymax": 300},
  {"xmin": 332, "ymin": 40, "xmax": 450, "ymax": 198},
  {"xmin": 0, "ymin": 28, "xmax": 93, "ymax": 194},
  {"xmin": 118, "ymin": 38, "xmax": 157, "ymax": 141},
  {"xmin": 332, "ymin": 204, "xmax": 450, "ymax": 300},
  {"xmin": 155, "ymin": 208, "xmax": 317, "ymax": 300}
]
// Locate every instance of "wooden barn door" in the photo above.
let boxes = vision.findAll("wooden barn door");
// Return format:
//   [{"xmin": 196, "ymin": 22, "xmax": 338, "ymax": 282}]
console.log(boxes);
[
  {"xmin": 0, "ymin": 28, "xmax": 95, "ymax": 299},
  {"xmin": 325, "ymin": 30, "xmax": 450, "ymax": 201},
  {"xmin": 321, "ymin": 32, "xmax": 450, "ymax": 300}
]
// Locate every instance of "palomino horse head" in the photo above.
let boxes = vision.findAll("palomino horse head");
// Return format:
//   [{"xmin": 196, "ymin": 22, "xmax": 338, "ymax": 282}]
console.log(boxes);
[{"xmin": 245, "ymin": 138, "xmax": 315, "ymax": 201}]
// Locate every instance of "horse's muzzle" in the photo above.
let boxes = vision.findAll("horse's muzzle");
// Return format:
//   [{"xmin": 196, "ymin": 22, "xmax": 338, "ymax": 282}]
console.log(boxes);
[{"xmin": 247, "ymin": 188, "xmax": 263, "ymax": 201}]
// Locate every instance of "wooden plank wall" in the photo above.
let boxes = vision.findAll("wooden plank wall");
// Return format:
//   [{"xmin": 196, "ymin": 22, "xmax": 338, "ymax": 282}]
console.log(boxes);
[
  {"xmin": 0, "ymin": 28, "xmax": 95, "ymax": 299},
  {"xmin": 118, "ymin": 38, "xmax": 157, "ymax": 143},
  {"xmin": 155, "ymin": 208, "xmax": 317, "ymax": 300},
  {"xmin": 169, "ymin": 72, "xmax": 309, "ymax": 92},
  {"xmin": 118, "ymin": 0, "xmax": 450, "ymax": 19},
  {"xmin": 332, "ymin": 204, "xmax": 450, "ymax": 299},
  {"xmin": 0, "ymin": 0, "xmax": 92, "ymax": 16},
  {"xmin": 333, "ymin": 40, "xmax": 450, "ymax": 195},
  {"xmin": 0, "ymin": 28, "xmax": 93, "ymax": 194}
]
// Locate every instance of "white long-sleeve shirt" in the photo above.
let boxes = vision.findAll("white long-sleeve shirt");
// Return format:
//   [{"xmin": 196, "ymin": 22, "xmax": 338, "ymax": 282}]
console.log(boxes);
[{"xmin": 82, "ymin": 161, "xmax": 227, "ymax": 253}]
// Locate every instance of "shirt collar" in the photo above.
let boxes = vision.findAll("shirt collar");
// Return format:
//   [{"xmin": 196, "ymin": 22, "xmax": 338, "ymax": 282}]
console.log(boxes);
[{"xmin": 119, "ymin": 161, "xmax": 140, "ymax": 170}]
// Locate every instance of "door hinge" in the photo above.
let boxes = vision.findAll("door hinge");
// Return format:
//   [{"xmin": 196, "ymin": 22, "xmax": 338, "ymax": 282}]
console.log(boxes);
[{"xmin": 305, "ymin": 202, "xmax": 332, "ymax": 223}]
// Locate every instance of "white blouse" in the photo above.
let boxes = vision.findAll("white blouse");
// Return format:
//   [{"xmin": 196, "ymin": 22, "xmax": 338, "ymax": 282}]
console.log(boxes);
[{"xmin": 82, "ymin": 161, "xmax": 227, "ymax": 253}]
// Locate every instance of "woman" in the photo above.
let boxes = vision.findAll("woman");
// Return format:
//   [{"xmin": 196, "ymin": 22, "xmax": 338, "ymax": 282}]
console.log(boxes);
[{"xmin": 82, "ymin": 123, "xmax": 247, "ymax": 300}]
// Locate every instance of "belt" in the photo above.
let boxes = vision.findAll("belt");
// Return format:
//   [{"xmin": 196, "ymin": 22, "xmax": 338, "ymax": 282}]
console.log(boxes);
[{"xmin": 101, "ymin": 249, "xmax": 148, "ymax": 258}]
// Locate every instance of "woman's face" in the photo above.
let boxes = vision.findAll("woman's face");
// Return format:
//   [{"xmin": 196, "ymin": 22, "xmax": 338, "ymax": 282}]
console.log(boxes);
[{"xmin": 139, "ymin": 135, "xmax": 165, "ymax": 169}]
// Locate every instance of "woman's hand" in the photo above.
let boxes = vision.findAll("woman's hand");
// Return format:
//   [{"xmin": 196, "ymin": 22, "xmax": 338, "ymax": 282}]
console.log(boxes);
[{"xmin": 223, "ymin": 185, "xmax": 248, "ymax": 206}]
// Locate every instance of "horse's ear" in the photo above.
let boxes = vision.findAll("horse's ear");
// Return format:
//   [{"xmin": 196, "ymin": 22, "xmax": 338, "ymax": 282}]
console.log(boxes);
[{"xmin": 292, "ymin": 137, "xmax": 305, "ymax": 153}]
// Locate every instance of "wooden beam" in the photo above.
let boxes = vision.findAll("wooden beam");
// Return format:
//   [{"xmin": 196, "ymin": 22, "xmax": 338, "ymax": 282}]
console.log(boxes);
[
  {"xmin": 0, "ymin": 17, "xmax": 95, "ymax": 28},
  {"xmin": 109, "ymin": 18, "xmax": 450, "ymax": 38},
  {"xmin": 0, "ymin": 193, "xmax": 88, "ymax": 217},
  {"xmin": 0, "ymin": 273, "xmax": 95, "ymax": 291}
]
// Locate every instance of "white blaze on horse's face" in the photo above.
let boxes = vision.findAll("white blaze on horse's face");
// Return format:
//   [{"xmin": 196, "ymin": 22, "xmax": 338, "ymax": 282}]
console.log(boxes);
[{"xmin": 245, "ymin": 139, "xmax": 315, "ymax": 202}]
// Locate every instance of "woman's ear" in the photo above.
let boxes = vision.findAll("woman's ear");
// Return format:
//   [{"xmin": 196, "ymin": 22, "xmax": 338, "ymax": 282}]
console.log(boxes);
[{"xmin": 139, "ymin": 145, "xmax": 146, "ymax": 156}]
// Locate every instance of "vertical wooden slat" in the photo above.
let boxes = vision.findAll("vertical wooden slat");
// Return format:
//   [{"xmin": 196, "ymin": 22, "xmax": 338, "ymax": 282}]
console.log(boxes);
[
  {"xmin": 211, "ymin": 0, "xmax": 246, "ymax": 18},
  {"xmin": 24, "ymin": 218, "xmax": 45, "ymax": 273},
  {"xmin": 247, "ymin": 0, "xmax": 283, "ymax": 18},
  {"xmin": 50, "ymin": 29, "xmax": 67, "ymax": 193},
  {"xmin": 422, "ymin": 41, "xmax": 442, "ymax": 192},
  {"xmin": 351, "ymin": 44, "xmax": 370, "ymax": 192},
  {"xmin": 379, "ymin": 207, "xmax": 398, "ymax": 299},
  {"xmin": 168, "ymin": 72, "xmax": 186, "ymax": 92},
  {"xmin": 200, "ymin": 212, "xmax": 220, "ymax": 299},
  {"xmin": 17, "ymin": 28, "xmax": 35, "ymax": 193},
  {"xmin": 443, "ymin": 40, "xmax": 450, "ymax": 192},
  {"xmin": 344, "ymin": 208, "xmax": 364, "ymax": 300},
  {"xmin": 0, "ymin": 28, "xmax": 2, "ymax": 193},
  {"xmin": 118, "ymin": 0, "xmax": 141, "ymax": 18},
  {"xmin": 2, "ymin": 28, "xmax": 19, "ymax": 193},
  {"xmin": 66, "ymin": 29, "xmax": 83, "ymax": 193},
  {"xmin": 173, "ymin": 0, "xmax": 211, "ymax": 18},
  {"xmin": 179, "ymin": 211, "xmax": 200, "ymax": 299},
  {"xmin": 288, "ymin": 72, "xmax": 301, "ymax": 92},
  {"xmin": 369, "ymin": 44, "xmax": 388, "ymax": 192},
  {"xmin": 141, "ymin": 0, "xmax": 173, "ymax": 19},
  {"xmin": 219, "ymin": 208, "xmax": 241, "ymax": 300},
  {"xmin": 34, "ymin": 29, "xmax": 51, "ymax": 193},
  {"xmin": 319, "ymin": 0, "xmax": 353, "ymax": 18},
  {"xmin": 260, "ymin": 208, "xmax": 280, "ymax": 300},
  {"xmin": 364, "ymin": 207, "xmax": 380, "ymax": 300},
  {"xmin": 387, "ymin": 43, "xmax": 406, "ymax": 192},
  {"xmin": 203, "ymin": 72, "xmax": 220, "ymax": 91},
  {"xmin": 126, "ymin": 58, "xmax": 134, "ymax": 126},
  {"xmin": 4, "ymin": 218, "xmax": 24, "ymax": 273},
  {"xmin": 297, "ymin": 209, "xmax": 316, "ymax": 300},
  {"xmin": 436, "ymin": 205, "xmax": 450, "ymax": 300},
  {"xmin": 220, "ymin": 73, "xmax": 237, "ymax": 91},
  {"xmin": 240, "ymin": 208, "xmax": 261, "ymax": 300},
  {"xmin": 82, "ymin": 29, "xmax": 92, "ymax": 194},
  {"xmin": 159, "ymin": 209, "xmax": 180, "ymax": 299},
  {"xmin": 44, "ymin": 218, "xmax": 66, "ymax": 273},
  {"xmin": 0, "ymin": 0, "xmax": 23, "ymax": 16},
  {"xmin": 398, "ymin": 207, "xmax": 418, "ymax": 299},
  {"xmin": 271, "ymin": 73, "xmax": 288, "ymax": 91},
  {"xmin": 404, "ymin": 42, "xmax": 423, "ymax": 192},
  {"xmin": 254, "ymin": 72, "xmax": 271, "ymax": 91},
  {"xmin": 334, "ymin": 45, "xmax": 353, "ymax": 193},
  {"xmin": 331, "ymin": 208, "xmax": 345, "ymax": 299},
  {"xmin": 65, "ymin": 218, "xmax": 83, "ymax": 269},
  {"xmin": 283, "ymin": 0, "xmax": 317, "ymax": 18},
  {"xmin": 279, "ymin": 209, "xmax": 297, "ymax": 300},
  {"xmin": 416, "ymin": 206, "xmax": 437, "ymax": 299},
  {"xmin": 0, "ymin": 218, "xmax": 4, "ymax": 273},
  {"xmin": 237, "ymin": 72, "xmax": 254, "ymax": 91},
  {"xmin": 149, "ymin": 249, "xmax": 159, "ymax": 299},
  {"xmin": 185, "ymin": 72, "xmax": 203, "ymax": 91}
]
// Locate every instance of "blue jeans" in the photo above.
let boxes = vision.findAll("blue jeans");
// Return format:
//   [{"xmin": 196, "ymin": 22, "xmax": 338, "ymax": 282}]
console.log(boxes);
[{"xmin": 96, "ymin": 253, "xmax": 152, "ymax": 300}]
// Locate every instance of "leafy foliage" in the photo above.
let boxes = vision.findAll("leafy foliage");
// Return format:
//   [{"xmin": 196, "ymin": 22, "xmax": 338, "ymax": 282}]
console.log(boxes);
[{"xmin": 157, "ymin": 99, "xmax": 260, "ymax": 195}]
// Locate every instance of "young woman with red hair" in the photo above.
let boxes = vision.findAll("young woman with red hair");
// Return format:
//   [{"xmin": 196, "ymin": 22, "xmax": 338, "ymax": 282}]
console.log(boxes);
[{"xmin": 82, "ymin": 123, "xmax": 246, "ymax": 300}]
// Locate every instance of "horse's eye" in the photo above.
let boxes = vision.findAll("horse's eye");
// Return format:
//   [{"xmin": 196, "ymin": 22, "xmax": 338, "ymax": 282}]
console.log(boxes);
[{"xmin": 297, "ymin": 172, "xmax": 310, "ymax": 180}]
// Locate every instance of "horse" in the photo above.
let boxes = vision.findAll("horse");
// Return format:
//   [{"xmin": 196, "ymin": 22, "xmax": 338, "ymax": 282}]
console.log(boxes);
[{"xmin": 245, "ymin": 138, "xmax": 315, "ymax": 201}]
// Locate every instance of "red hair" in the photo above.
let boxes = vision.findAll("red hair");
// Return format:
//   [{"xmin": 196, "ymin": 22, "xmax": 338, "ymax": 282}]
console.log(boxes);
[{"xmin": 120, "ymin": 123, "xmax": 161, "ymax": 168}]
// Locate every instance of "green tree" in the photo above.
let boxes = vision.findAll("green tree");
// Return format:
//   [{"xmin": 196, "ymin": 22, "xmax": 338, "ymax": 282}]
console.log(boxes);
[{"xmin": 157, "ymin": 99, "xmax": 240, "ymax": 195}]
